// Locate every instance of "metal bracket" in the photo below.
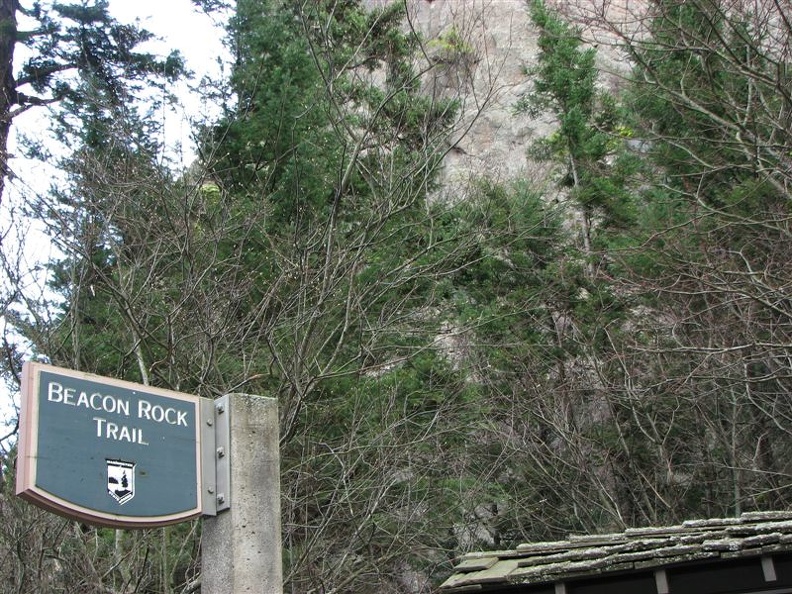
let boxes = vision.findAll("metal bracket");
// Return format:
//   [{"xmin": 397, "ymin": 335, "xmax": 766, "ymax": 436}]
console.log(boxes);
[
  {"xmin": 200, "ymin": 395, "xmax": 231, "ymax": 516},
  {"xmin": 214, "ymin": 395, "xmax": 231, "ymax": 512}
]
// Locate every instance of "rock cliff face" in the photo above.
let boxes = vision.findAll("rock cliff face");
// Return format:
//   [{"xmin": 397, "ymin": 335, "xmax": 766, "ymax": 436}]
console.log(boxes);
[
  {"xmin": 367, "ymin": 0, "xmax": 630, "ymax": 194},
  {"xmin": 409, "ymin": 0, "xmax": 547, "ymax": 190}
]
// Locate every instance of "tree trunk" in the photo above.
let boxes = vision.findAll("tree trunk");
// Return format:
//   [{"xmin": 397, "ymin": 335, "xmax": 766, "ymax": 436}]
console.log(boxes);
[{"xmin": 0, "ymin": 0, "xmax": 18, "ymax": 203}]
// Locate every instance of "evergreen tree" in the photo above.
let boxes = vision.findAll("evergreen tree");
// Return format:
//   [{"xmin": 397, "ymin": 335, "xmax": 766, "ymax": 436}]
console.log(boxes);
[
  {"xmin": 0, "ymin": 6, "xmax": 197, "ymax": 593},
  {"xmin": 197, "ymin": 2, "xmax": 487, "ymax": 589},
  {"xmin": 518, "ymin": 0, "xmax": 635, "ymax": 267},
  {"xmin": 0, "ymin": 0, "xmax": 185, "ymax": 200}
]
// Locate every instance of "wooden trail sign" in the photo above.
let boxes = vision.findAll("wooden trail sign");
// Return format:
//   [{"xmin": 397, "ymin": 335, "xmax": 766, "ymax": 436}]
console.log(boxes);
[{"xmin": 16, "ymin": 362, "xmax": 216, "ymax": 528}]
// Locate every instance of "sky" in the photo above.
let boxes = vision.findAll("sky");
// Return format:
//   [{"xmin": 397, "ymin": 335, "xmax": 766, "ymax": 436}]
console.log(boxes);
[{"xmin": 107, "ymin": 0, "xmax": 231, "ymax": 165}]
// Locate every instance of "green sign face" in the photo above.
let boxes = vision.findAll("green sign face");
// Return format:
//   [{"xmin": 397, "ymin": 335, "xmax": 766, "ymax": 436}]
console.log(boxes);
[{"xmin": 17, "ymin": 362, "xmax": 211, "ymax": 527}]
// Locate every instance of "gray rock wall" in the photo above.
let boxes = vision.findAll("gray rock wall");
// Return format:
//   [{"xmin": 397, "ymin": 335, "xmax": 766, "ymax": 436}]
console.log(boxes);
[
  {"xmin": 367, "ymin": 0, "xmax": 631, "ymax": 195},
  {"xmin": 410, "ymin": 0, "xmax": 549, "ymax": 190},
  {"xmin": 415, "ymin": 0, "xmax": 545, "ymax": 182}
]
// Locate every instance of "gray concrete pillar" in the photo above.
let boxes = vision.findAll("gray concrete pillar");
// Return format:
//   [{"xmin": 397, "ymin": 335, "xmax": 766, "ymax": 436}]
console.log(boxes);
[{"xmin": 202, "ymin": 394, "xmax": 281, "ymax": 593}]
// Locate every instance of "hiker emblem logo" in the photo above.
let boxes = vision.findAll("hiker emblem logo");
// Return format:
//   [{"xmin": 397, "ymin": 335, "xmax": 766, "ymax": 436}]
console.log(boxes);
[{"xmin": 107, "ymin": 459, "xmax": 135, "ymax": 505}]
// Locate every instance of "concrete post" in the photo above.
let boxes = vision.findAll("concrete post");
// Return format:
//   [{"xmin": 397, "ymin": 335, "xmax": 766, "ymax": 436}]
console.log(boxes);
[{"xmin": 202, "ymin": 394, "xmax": 282, "ymax": 594}]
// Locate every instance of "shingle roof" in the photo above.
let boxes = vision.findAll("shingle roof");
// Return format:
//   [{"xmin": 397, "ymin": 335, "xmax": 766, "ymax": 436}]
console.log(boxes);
[{"xmin": 440, "ymin": 511, "xmax": 792, "ymax": 592}]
